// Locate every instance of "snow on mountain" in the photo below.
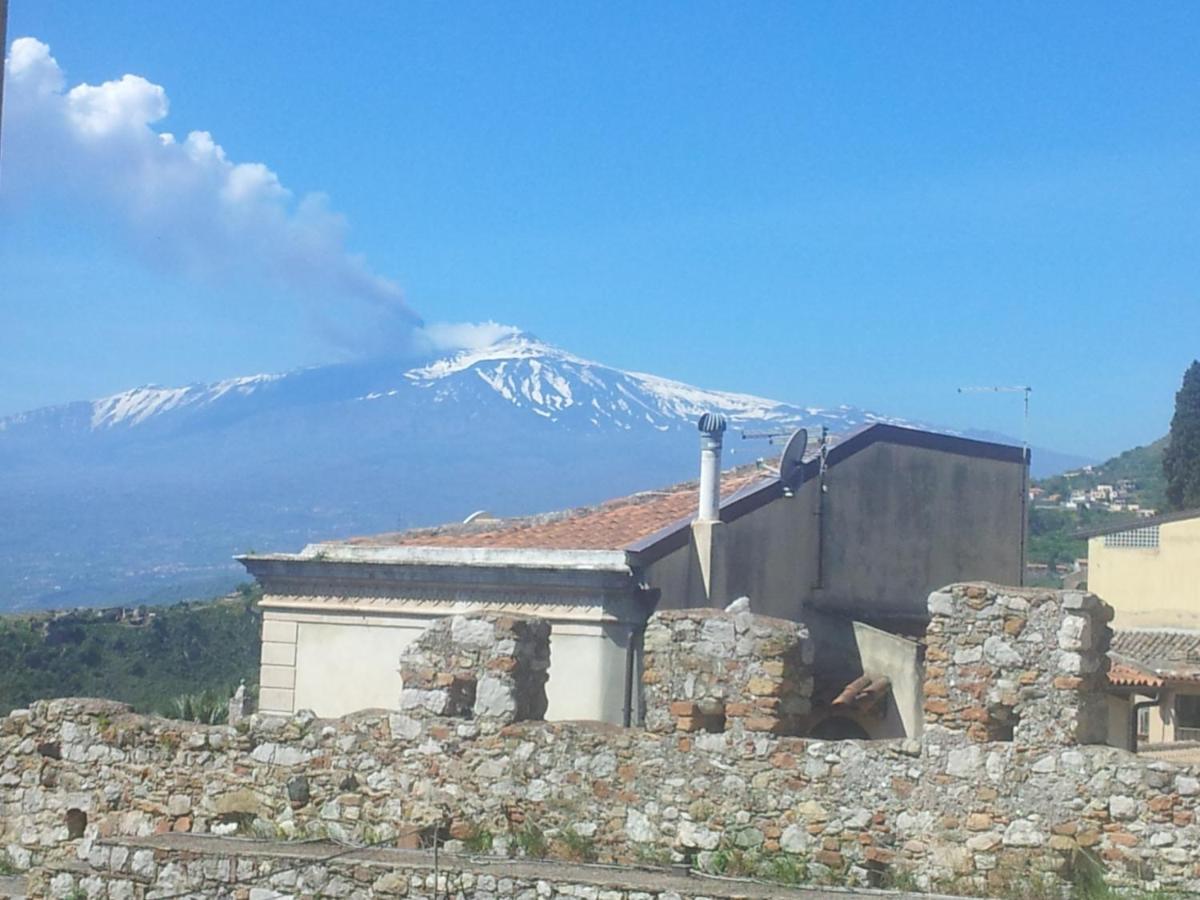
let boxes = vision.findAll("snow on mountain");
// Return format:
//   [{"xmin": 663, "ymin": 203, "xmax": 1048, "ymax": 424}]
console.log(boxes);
[
  {"xmin": 88, "ymin": 374, "xmax": 284, "ymax": 429},
  {"xmin": 0, "ymin": 329, "xmax": 1087, "ymax": 611},
  {"xmin": 6, "ymin": 330, "xmax": 907, "ymax": 438},
  {"xmin": 397, "ymin": 331, "xmax": 914, "ymax": 434}
]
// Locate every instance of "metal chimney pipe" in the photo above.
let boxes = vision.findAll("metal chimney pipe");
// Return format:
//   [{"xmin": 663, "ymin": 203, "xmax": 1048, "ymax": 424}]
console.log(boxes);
[{"xmin": 696, "ymin": 413, "xmax": 727, "ymax": 522}]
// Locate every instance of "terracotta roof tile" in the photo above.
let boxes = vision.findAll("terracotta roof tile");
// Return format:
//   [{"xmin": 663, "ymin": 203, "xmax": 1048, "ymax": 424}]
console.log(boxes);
[
  {"xmin": 340, "ymin": 466, "xmax": 771, "ymax": 552},
  {"xmin": 1107, "ymin": 662, "xmax": 1164, "ymax": 688},
  {"xmin": 1111, "ymin": 630, "xmax": 1200, "ymax": 683}
]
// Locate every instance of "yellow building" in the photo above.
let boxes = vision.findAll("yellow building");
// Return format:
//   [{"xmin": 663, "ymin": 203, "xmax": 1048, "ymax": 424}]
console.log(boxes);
[{"xmin": 1086, "ymin": 509, "xmax": 1200, "ymax": 629}]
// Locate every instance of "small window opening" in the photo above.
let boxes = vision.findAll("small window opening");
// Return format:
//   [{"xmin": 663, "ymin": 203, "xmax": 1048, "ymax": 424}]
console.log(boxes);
[{"xmin": 66, "ymin": 808, "xmax": 87, "ymax": 839}]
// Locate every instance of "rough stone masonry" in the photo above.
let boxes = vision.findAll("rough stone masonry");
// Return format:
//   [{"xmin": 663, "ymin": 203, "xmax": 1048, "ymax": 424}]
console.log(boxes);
[{"xmin": 3, "ymin": 586, "xmax": 1200, "ymax": 898}]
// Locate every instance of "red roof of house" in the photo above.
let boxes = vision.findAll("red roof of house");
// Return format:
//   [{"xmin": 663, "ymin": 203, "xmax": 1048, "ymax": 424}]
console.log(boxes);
[
  {"xmin": 1108, "ymin": 662, "xmax": 1165, "ymax": 689},
  {"xmin": 340, "ymin": 466, "xmax": 770, "ymax": 552},
  {"xmin": 1108, "ymin": 630, "xmax": 1200, "ymax": 688},
  {"xmin": 322, "ymin": 424, "xmax": 1027, "ymax": 558}
]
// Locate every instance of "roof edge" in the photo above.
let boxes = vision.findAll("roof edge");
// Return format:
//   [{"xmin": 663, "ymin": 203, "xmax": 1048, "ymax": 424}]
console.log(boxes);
[
  {"xmin": 237, "ymin": 545, "xmax": 632, "ymax": 572},
  {"xmin": 1075, "ymin": 507, "xmax": 1200, "ymax": 540}
]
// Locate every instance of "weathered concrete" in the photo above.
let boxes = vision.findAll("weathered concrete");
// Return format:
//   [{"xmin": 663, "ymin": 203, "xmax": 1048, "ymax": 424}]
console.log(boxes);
[
  {"xmin": 646, "ymin": 435, "xmax": 1026, "ymax": 628},
  {"xmin": 817, "ymin": 442, "xmax": 1026, "ymax": 627}
]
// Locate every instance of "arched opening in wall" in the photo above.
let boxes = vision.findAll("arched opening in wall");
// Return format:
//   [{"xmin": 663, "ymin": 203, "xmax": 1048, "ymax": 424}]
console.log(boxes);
[
  {"xmin": 65, "ymin": 808, "xmax": 87, "ymax": 839},
  {"xmin": 808, "ymin": 716, "xmax": 870, "ymax": 740}
]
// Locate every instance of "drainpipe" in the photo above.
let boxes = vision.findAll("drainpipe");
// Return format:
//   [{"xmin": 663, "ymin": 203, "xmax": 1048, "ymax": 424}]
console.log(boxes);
[
  {"xmin": 813, "ymin": 426, "xmax": 829, "ymax": 590},
  {"xmin": 625, "ymin": 587, "xmax": 657, "ymax": 728},
  {"xmin": 1019, "ymin": 446, "xmax": 1030, "ymax": 586}
]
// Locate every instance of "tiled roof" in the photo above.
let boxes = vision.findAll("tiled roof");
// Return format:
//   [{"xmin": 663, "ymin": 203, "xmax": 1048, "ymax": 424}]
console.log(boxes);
[
  {"xmin": 1107, "ymin": 661, "xmax": 1164, "ymax": 689},
  {"xmin": 1110, "ymin": 629, "xmax": 1200, "ymax": 683},
  {"xmin": 339, "ymin": 467, "xmax": 771, "ymax": 552}
]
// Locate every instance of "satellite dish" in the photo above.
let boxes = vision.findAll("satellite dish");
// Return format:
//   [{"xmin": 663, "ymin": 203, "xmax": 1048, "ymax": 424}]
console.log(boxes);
[{"xmin": 778, "ymin": 428, "xmax": 809, "ymax": 496}]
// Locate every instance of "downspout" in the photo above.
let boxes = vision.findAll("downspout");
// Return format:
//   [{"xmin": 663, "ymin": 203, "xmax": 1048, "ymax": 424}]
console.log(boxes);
[
  {"xmin": 624, "ymin": 587, "xmax": 658, "ymax": 728},
  {"xmin": 622, "ymin": 625, "xmax": 648, "ymax": 728},
  {"xmin": 1019, "ymin": 446, "xmax": 1030, "ymax": 586},
  {"xmin": 813, "ymin": 426, "xmax": 829, "ymax": 590}
]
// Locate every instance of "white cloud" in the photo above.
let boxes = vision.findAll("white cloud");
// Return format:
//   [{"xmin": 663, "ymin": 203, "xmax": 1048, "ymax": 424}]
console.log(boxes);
[
  {"xmin": 2, "ymin": 37, "xmax": 421, "ymax": 348},
  {"xmin": 419, "ymin": 321, "xmax": 522, "ymax": 352}
]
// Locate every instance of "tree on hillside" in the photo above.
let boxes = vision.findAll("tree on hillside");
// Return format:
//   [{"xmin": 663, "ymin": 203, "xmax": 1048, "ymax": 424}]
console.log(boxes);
[{"xmin": 1164, "ymin": 360, "xmax": 1200, "ymax": 510}]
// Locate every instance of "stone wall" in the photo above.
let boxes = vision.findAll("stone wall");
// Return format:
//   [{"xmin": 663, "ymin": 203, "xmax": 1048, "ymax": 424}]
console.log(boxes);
[
  {"xmin": 924, "ymin": 584, "xmax": 1112, "ymax": 745},
  {"xmin": 642, "ymin": 608, "xmax": 814, "ymax": 735},
  {"xmin": 4, "ymin": 586, "xmax": 1200, "ymax": 896},
  {"xmin": 397, "ymin": 612, "xmax": 550, "ymax": 734}
]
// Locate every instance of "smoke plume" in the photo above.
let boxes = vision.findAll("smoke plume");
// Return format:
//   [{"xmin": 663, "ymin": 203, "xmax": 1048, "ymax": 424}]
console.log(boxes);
[{"xmin": 2, "ymin": 37, "xmax": 425, "ymax": 351}]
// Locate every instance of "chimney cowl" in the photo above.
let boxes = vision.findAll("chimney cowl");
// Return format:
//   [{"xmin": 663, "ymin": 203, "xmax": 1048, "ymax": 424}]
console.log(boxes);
[
  {"xmin": 696, "ymin": 412, "xmax": 726, "ymax": 523},
  {"xmin": 697, "ymin": 412, "xmax": 728, "ymax": 436}
]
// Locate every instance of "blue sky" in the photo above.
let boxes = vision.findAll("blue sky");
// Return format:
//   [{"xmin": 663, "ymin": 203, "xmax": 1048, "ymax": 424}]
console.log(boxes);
[{"xmin": 2, "ymin": 2, "xmax": 1198, "ymax": 459}]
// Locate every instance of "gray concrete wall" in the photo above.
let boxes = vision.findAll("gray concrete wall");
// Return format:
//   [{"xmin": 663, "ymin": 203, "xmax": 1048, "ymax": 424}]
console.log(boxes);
[
  {"xmin": 643, "ymin": 479, "xmax": 819, "ymax": 619},
  {"xmin": 643, "ymin": 440, "xmax": 1024, "ymax": 627},
  {"xmin": 815, "ymin": 443, "xmax": 1025, "ymax": 625}
]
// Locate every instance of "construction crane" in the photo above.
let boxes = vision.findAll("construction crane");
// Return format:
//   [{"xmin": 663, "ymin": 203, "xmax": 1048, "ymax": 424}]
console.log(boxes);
[{"xmin": 957, "ymin": 385, "xmax": 1032, "ymax": 453}]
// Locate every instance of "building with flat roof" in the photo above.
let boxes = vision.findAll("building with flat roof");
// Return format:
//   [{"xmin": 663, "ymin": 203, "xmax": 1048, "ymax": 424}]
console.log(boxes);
[{"xmin": 1082, "ymin": 508, "xmax": 1200, "ymax": 630}]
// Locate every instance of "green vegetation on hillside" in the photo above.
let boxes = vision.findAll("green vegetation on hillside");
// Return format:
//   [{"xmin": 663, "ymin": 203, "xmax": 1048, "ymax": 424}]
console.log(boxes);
[
  {"xmin": 1026, "ymin": 506, "xmax": 1125, "ymax": 572},
  {"xmin": 0, "ymin": 585, "xmax": 261, "ymax": 717}
]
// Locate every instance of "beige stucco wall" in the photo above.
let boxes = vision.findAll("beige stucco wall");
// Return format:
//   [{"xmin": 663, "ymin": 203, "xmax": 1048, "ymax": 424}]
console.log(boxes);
[
  {"xmin": 544, "ymin": 623, "xmax": 633, "ymax": 724},
  {"xmin": 258, "ymin": 606, "xmax": 633, "ymax": 724},
  {"xmin": 1088, "ymin": 517, "xmax": 1200, "ymax": 629},
  {"xmin": 1143, "ymin": 694, "xmax": 1171, "ymax": 745}
]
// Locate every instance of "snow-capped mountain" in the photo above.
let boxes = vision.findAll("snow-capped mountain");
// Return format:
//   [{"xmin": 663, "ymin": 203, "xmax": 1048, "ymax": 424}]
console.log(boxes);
[
  {"xmin": 2, "ymin": 332, "xmax": 907, "ymax": 439},
  {"xmin": 0, "ymin": 332, "xmax": 1085, "ymax": 611}
]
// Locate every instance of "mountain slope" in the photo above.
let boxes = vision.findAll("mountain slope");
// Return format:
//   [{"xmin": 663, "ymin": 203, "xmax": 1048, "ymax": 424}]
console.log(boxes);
[{"xmin": 0, "ymin": 332, "xmax": 1080, "ymax": 611}]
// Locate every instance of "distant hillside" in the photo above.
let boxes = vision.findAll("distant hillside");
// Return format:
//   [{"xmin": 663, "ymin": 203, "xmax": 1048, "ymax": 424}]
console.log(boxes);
[
  {"xmin": 1027, "ymin": 435, "xmax": 1168, "ymax": 579},
  {"xmin": 1037, "ymin": 436, "xmax": 1167, "ymax": 511},
  {"xmin": 0, "ymin": 588, "xmax": 261, "ymax": 717}
]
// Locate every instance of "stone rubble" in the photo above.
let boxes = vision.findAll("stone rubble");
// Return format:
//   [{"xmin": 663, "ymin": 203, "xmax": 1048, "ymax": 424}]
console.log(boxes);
[{"xmin": 642, "ymin": 609, "xmax": 814, "ymax": 735}]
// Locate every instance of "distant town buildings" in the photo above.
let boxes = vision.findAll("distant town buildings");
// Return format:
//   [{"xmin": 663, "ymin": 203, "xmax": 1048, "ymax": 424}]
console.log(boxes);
[{"xmin": 1031, "ymin": 475, "xmax": 1155, "ymax": 516}]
